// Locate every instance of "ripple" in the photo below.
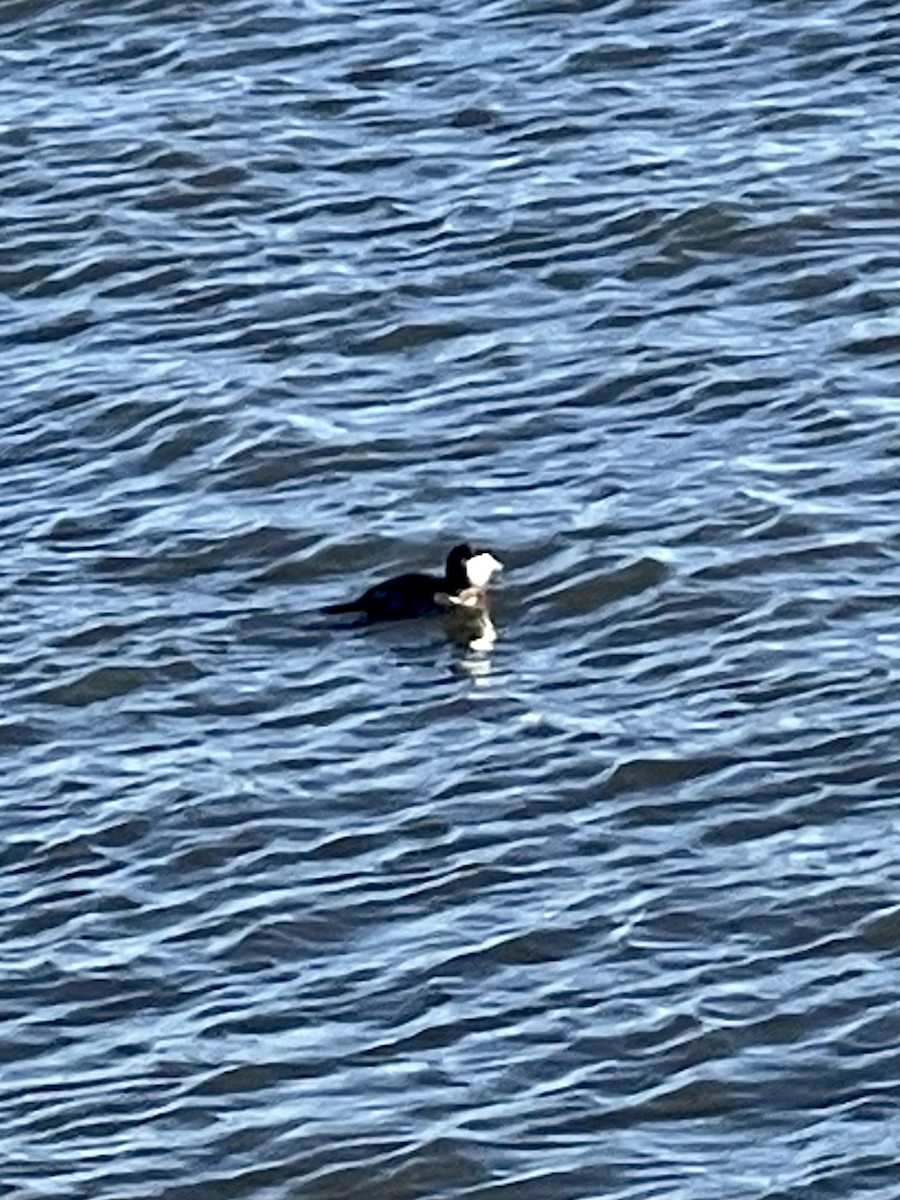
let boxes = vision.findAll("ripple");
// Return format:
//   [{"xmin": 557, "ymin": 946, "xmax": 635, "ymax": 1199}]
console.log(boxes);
[{"xmin": 3, "ymin": 1, "xmax": 900, "ymax": 1198}]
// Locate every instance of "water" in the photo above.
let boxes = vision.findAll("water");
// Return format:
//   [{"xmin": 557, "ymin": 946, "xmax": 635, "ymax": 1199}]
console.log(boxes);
[{"xmin": 3, "ymin": 0, "xmax": 900, "ymax": 1196}]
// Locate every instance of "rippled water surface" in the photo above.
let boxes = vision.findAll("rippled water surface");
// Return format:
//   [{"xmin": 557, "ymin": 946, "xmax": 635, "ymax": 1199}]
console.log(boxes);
[{"xmin": 4, "ymin": 0, "xmax": 900, "ymax": 1196}]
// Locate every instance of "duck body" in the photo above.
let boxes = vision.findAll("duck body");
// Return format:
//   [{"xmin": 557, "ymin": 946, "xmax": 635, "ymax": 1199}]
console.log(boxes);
[
  {"xmin": 325, "ymin": 571, "xmax": 450, "ymax": 620},
  {"xmin": 324, "ymin": 544, "xmax": 502, "ymax": 623}
]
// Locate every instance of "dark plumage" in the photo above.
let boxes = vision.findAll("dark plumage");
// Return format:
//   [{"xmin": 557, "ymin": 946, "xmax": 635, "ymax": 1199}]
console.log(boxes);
[{"xmin": 324, "ymin": 543, "xmax": 502, "ymax": 622}]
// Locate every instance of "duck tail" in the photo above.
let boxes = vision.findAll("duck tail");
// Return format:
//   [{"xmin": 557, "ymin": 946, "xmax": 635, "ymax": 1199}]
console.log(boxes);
[{"xmin": 323, "ymin": 600, "xmax": 363, "ymax": 615}]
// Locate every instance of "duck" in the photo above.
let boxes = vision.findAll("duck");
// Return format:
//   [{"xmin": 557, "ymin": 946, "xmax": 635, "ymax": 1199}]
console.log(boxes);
[{"xmin": 324, "ymin": 543, "xmax": 503, "ymax": 621}]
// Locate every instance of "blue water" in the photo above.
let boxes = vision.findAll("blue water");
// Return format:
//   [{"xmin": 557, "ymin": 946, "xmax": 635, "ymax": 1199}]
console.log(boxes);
[{"xmin": 3, "ymin": 1, "xmax": 900, "ymax": 1197}]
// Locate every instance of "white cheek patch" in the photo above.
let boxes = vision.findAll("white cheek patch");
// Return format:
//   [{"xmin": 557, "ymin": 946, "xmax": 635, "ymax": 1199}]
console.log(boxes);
[{"xmin": 465, "ymin": 552, "xmax": 503, "ymax": 588}]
